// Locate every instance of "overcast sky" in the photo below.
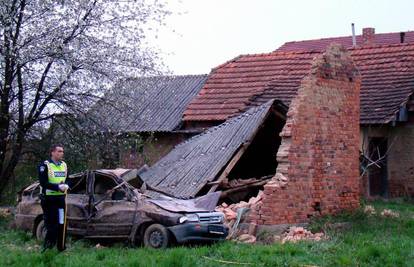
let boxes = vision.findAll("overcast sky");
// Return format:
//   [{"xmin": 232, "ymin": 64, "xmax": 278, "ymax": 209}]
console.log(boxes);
[{"xmin": 153, "ymin": 0, "xmax": 413, "ymax": 75}]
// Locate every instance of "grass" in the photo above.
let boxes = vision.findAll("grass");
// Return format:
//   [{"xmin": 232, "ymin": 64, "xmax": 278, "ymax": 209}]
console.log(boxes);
[{"xmin": 0, "ymin": 200, "xmax": 413, "ymax": 267}]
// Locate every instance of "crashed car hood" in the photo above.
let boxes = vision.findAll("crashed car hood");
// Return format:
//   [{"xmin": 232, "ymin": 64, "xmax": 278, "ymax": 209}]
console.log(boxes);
[{"xmin": 147, "ymin": 191, "xmax": 221, "ymax": 213}]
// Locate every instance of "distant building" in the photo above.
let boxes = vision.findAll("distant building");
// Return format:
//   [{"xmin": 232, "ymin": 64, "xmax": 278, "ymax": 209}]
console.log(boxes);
[{"xmin": 79, "ymin": 75, "xmax": 208, "ymax": 168}]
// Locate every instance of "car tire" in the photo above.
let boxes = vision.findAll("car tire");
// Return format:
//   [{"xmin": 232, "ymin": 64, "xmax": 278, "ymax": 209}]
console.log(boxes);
[
  {"xmin": 35, "ymin": 219, "xmax": 47, "ymax": 241},
  {"xmin": 143, "ymin": 224, "xmax": 170, "ymax": 249}
]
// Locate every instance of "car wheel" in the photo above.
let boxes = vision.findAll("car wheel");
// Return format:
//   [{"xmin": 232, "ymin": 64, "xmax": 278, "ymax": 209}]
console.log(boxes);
[
  {"xmin": 143, "ymin": 224, "xmax": 170, "ymax": 249},
  {"xmin": 35, "ymin": 219, "xmax": 47, "ymax": 241}
]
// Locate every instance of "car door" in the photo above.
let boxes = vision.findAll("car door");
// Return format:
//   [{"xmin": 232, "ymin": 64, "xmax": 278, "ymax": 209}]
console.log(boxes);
[
  {"xmin": 65, "ymin": 172, "xmax": 90, "ymax": 236},
  {"xmin": 86, "ymin": 171, "xmax": 136, "ymax": 239}
]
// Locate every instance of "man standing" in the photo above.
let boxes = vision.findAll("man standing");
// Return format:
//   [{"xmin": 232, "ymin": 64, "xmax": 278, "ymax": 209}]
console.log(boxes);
[{"xmin": 38, "ymin": 144, "xmax": 70, "ymax": 252}]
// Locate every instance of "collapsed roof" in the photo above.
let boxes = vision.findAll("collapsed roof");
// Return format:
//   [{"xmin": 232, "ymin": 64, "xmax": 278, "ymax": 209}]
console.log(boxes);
[
  {"xmin": 138, "ymin": 99, "xmax": 287, "ymax": 199},
  {"xmin": 183, "ymin": 43, "xmax": 414, "ymax": 124}
]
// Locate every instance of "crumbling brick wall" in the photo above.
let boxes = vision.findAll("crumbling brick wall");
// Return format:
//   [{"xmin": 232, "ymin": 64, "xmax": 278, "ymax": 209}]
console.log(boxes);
[{"xmin": 252, "ymin": 44, "xmax": 361, "ymax": 225}]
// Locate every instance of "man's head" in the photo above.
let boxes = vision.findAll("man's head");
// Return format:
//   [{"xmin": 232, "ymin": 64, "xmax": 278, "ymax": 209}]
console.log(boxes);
[{"xmin": 50, "ymin": 144, "xmax": 64, "ymax": 162}]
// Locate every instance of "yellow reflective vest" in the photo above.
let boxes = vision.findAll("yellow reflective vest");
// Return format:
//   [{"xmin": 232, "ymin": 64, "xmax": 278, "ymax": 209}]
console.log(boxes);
[{"xmin": 44, "ymin": 160, "xmax": 67, "ymax": 196}]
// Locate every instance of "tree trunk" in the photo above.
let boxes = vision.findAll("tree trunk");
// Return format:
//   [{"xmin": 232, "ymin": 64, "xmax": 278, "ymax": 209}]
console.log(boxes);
[
  {"xmin": 0, "ymin": 133, "xmax": 25, "ymax": 196},
  {"xmin": 0, "ymin": 31, "xmax": 13, "ymax": 197}
]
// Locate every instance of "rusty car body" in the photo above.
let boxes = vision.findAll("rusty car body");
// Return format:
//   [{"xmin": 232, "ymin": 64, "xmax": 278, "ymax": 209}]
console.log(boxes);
[{"xmin": 14, "ymin": 168, "xmax": 228, "ymax": 248}]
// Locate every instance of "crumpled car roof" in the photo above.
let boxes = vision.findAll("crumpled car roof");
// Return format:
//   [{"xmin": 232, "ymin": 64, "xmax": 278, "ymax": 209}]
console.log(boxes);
[
  {"xmin": 147, "ymin": 191, "xmax": 221, "ymax": 213},
  {"xmin": 96, "ymin": 168, "xmax": 137, "ymax": 179}
]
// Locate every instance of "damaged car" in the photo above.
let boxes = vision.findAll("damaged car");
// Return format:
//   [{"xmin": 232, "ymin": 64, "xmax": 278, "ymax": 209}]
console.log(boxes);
[{"xmin": 14, "ymin": 168, "xmax": 228, "ymax": 248}]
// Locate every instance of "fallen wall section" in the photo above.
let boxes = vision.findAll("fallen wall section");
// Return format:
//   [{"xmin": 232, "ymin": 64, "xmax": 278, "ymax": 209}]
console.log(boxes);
[{"xmin": 251, "ymin": 44, "xmax": 361, "ymax": 225}]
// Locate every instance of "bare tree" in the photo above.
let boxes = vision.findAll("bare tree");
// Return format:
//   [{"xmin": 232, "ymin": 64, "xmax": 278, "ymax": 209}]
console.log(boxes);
[{"xmin": 0, "ymin": 0, "xmax": 170, "ymax": 195}]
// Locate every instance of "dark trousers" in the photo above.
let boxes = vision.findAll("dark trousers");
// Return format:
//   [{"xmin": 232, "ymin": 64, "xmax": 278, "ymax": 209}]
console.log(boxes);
[{"xmin": 40, "ymin": 195, "xmax": 67, "ymax": 251}]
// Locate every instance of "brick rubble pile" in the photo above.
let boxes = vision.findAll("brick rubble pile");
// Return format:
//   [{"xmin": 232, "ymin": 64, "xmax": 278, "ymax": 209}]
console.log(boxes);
[
  {"xmin": 364, "ymin": 205, "xmax": 400, "ymax": 218},
  {"xmin": 380, "ymin": 209, "xmax": 400, "ymax": 218},
  {"xmin": 363, "ymin": 205, "xmax": 376, "ymax": 215},
  {"xmin": 276, "ymin": 226, "xmax": 325, "ymax": 244},
  {"xmin": 216, "ymin": 191, "xmax": 264, "ymax": 228}
]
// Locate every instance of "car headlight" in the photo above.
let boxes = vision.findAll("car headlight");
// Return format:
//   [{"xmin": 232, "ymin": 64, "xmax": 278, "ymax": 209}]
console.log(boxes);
[
  {"xmin": 219, "ymin": 214, "xmax": 225, "ymax": 223},
  {"xmin": 178, "ymin": 216, "xmax": 188, "ymax": 224},
  {"xmin": 178, "ymin": 214, "xmax": 199, "ymax": 224}
]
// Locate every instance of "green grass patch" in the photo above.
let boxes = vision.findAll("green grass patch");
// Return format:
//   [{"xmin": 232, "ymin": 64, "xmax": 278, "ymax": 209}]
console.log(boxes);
[{"xmin": 1, "ymin": 200, "xmax": 413, "ymax": 266}]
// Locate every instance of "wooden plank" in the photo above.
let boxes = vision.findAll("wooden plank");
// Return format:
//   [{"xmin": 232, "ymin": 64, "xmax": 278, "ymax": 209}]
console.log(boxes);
[
  {"xmin": 272, "ymin": 107, "xmax": 286, "ymax": 120},
  {"xmin": 220, "ymin": 178, "xmax": 271, "ymax": 199},
  {"xmin": 207, "ymin": 142, "xmax": 250, "ymax": 193},
  {"xmin": 207, "ymin": 102, "xmax": 278, "ymax": 194}
]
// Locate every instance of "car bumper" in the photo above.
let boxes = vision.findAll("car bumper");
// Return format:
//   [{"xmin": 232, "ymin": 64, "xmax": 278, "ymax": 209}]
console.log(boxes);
[{"xmin": 168, "ymin": 223, "xmax": 229, "ymax": 243}]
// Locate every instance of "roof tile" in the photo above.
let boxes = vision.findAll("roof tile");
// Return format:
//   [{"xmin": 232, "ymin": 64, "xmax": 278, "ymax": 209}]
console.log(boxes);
[
  {"xmin": 184, "ymin": 44, "xmax": 414, "ymax": 124},
  {"xmin": 276, "ymin": 30, "xmax": 414, "ymax": 52}
]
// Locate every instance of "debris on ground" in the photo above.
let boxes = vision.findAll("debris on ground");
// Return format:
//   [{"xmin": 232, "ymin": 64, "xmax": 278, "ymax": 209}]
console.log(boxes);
[
  {"xmin": 0, "ymin": 207, "xmax": 12, "ymax": 218},
  {"xmin": 216, "ymin": 192, "xmax": 326, "ymax": 244},
  {"xmin": 236, "ymin": 234, "xmax": 256, "ymax": 244},
  {"xmin": 363, "ymin": 205, "xmax": 376, "ymax": 215},
  {"xmin": 380, "ymin": 209, "xmax": 400, "ymax": 218},
  {"xmin": 364, "ymin": 206, "xmax": 400, "ymax": 218},
  {"xmin": 216, "ymin": 190, "xmax": 263, "ymax": 228},
  {"xmin": 215, "ymin": 191, "xmax": 263, "ymax": 242},
  {"xmin": 274, "ymin": 226, "xmax": 325, "ymax": 244},
  {"xmin": 95, "ymin": 243, "xmax": 105, "ymax": 249}
]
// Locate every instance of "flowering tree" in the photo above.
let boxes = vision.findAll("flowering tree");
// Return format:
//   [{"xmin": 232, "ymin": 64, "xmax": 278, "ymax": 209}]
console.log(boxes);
[{"xmin": 0, "ymin": 0, "xmax": 170, "ymax": 195}]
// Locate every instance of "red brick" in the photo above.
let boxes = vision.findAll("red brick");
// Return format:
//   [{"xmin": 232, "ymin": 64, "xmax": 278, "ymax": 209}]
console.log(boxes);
[{"xmin": 252, "ymin": 44, "xmax": 361, "ymax": 225}]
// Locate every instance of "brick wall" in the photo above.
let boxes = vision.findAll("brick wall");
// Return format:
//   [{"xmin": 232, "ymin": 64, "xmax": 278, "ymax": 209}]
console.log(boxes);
[
  {"xmin": 251, "ymin": 44, "xmax": 361, "ymax": 225},
  {"xmin": 386, "ymin": 123, "xmax": 414, "ymax": 198},
  {"xmin": 360, "ymin": 122, "xmax": 414, "ymax": 198}
]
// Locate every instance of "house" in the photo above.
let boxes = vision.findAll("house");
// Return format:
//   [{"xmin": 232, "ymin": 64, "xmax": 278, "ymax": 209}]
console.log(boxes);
[
  {"xmin": 275, "ymin": 27, "xmax": 414, "ymax": 198},
  {"xmin": 276, "ymin": 27, "xmax": 414, "ymax": 51},
  {"xmin": 70, "ymin": 27, "xmax": 413, "ymax": 227},
  {"xmin": 139, "ymin": 44, "xmax": 361, "ymax": 226},
  {"xmin": 181, "ymin": 29, "xmax": 414, "ymax": 199},
  {"xmin": 86, "ymin": 74, "xmax": 208, "ymax": 168},
  {"xmin": 85, "ymin": 27, "xmax": 414, "ymax": 200}
]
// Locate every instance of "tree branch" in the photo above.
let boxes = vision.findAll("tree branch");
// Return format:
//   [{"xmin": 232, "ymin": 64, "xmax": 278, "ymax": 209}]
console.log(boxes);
[
  {"xmin": 25, "ymin": 67, "xmax": 76, "ymax": 128},
  {"xmin": 26, "ymin": 59, "xmax": 55, "ymax": 120},
  {"xmin": 11, "ymin": 0, "xmax": 26, "ymax": 49},
  {"xmin": 16, "ymin": 64, "xmax": 24, "ymax": 129}
]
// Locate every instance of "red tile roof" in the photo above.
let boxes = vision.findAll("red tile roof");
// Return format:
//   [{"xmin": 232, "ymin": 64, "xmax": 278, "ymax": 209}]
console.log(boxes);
[
  {"xmin": 183, "ymin": 51, "xmax": 318, "ymax": 121},
  {"xmin": 183, "ymin": 43, "xmax": 414, "ymax": 124},
  {"xmin": 276, "ymin": 30, "xmax": 414, "ymax": 52}
]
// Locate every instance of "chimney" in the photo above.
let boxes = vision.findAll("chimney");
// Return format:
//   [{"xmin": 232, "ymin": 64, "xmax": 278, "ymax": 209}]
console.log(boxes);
[
  {"xmin": 362, "ymin": 27, "xmax": 375, "ymax": 45},
  {"xmin": 351, "ymin": 23, "xmax": 356, "ymax": 47},
  {"xmin": 400, "ymin": 32, "xmax": 405, "ymax": 43}
]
